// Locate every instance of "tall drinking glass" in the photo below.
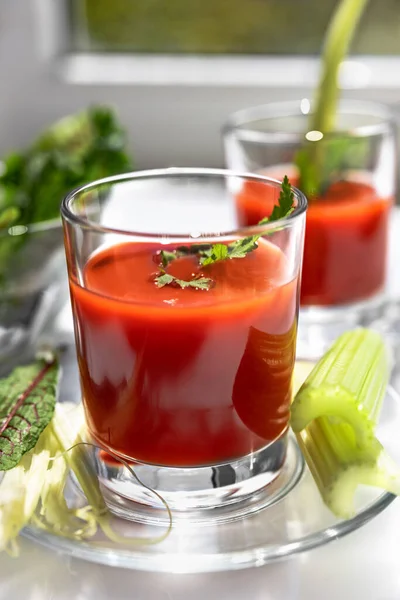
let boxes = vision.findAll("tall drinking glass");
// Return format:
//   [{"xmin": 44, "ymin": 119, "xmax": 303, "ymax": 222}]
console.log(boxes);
[
  {"xmin": 61, "ymin": 168, "xmax": 306, "ymax": 522},
  {"xmin": 223, "ymin": 100, "xmax": 396, "ymax": 358}
]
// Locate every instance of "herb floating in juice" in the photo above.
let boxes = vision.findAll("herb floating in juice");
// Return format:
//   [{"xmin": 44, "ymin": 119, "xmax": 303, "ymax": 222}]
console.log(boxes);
[
  {"xmin": 155, "ymin": 175, "xmax": 294, "ymax": 290},
  {"xmin": 296, "ymin": 0, "xmax": 370, "ymax": 198},
  {"xmin": 155, "ymin": 273, "xmax": 214, "ymax": 290}
]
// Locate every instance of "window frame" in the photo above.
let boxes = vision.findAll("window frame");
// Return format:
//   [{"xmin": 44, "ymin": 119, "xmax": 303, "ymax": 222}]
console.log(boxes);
[
  {"xmin": 1, "ymin": 0, "xmax": 399, "ymax": 171},
  {"xmin": 41, "ymin": 0, "xmax": 400, "ymax": 89}
]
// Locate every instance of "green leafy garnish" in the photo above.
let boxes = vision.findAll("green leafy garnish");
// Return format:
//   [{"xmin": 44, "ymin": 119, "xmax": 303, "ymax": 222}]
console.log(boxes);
[
  {"xmin": 200, "ymin": 175, "xmax": 294, "ymax": 267},
  {"xmin": 160, "ymin": 250, "xmax": 179, "ymax": 268},
  {"xmin": 200, "ymin": 243, "xmax": 229, "ymax": 266},
  {"xmin": 296, "ymin": 0, "xmax": 370, "ymax": 198},
  {"xmin": 0, "ymin": 356, "xmax": 59, "ymax": 471},
  {"xmin": 0, "ymin": 106, "xmax": 132, "ymax": 280},
  {"xmin": 155, "ymin": 176, "xmax": 294, "ymax": 289},
  {"xmin": 269, "ymin": 175, "xmax": 295, "ymax": 221},
  {"xmin": 155, "ymin": 271, "xmax": 213, "ymax": 291},
  {"xmin": 0, "ymin": 106, "xmax": 132, "ymax": 227}
]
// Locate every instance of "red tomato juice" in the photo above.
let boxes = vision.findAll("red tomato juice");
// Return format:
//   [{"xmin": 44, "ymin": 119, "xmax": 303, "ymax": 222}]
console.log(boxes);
[
  {"xmin": 69, "ymin": 240, "xmax": 298, "ymax": 467},
  {"xmin": 237, "ymin": 179, "xmax": 391, "ymax": 306}
]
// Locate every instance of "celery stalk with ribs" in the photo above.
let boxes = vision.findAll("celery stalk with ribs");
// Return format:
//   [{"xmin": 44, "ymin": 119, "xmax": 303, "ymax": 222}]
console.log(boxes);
[{"xmin": 291, "ymin": 329, "xmax": 400, "ymax": 518}]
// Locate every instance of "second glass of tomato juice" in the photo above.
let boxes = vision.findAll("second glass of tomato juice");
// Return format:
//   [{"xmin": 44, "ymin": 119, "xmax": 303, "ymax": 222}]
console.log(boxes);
[
  {"xmin": 223, "ymin": 101, "xmax": 396, "ymax": 359},
  {"xmin": 61, "ymin": 168, "xmax": 307, "ymax": 521}
]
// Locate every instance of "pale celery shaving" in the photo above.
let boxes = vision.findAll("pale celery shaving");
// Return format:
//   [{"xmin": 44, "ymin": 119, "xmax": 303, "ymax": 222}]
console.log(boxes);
[
  {"xmin": 0, "ymin": 438, "xmax": 50, "ymax": 556},
  {"xmin": 291, "ymin": 328, "xmax": 400, "ymax": 519},
  {"xmin": 31, "ymin": 423, "xmax": 98, "ymax": 540},
  {"xmin": 0, "ymin": 402, "xmax": 172, "ymax": 554},
  {"xmin": 42, "ymin": 402, "xmax": 172, "ymax": 546}
]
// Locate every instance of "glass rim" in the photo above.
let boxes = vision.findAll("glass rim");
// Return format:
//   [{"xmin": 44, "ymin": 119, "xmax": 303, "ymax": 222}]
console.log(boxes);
[
  {"xmin": 222, "ymin": 99, "xmax": 395, "ymax": 143},
  {"xmin": 61, "ymin": 167, "xmax": 307, "ymax": 240}
]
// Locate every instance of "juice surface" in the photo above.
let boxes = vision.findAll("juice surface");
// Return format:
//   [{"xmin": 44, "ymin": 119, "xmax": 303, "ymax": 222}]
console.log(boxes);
[
  {"xmin": 237, "ymin": 178, "xmax": 391, "ymax": 306},
  {"xmin": 70, "ymin": 240, "xmax": 298, "ymax": 467}
]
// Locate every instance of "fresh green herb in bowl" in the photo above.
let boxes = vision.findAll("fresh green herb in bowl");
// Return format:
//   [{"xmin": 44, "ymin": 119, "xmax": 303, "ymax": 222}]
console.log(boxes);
[{"xmin": 0, "ymin": 106, "xmax": 132, "ymax": 369}]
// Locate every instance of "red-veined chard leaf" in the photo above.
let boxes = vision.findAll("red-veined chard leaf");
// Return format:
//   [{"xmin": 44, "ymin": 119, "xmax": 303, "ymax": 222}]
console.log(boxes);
[{"xmin": 0, "ymin": 358, "xmax": 60, "ymax": 471}]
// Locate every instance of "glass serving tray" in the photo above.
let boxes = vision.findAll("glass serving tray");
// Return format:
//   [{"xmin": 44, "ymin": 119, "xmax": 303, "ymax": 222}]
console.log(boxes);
[{"xmin": 20, "ymin": 346, "xmax": 399, "ymax": 574}]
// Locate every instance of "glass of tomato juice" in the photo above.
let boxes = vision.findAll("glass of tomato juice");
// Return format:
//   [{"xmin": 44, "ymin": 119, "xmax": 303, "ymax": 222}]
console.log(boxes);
[
  {"xmin": 61, "ymin": 168, "xmax": 307, "ymax": 521},
  {"xmin": 223, "ymin": 101, "xmax": 396, "ymax": 359}
]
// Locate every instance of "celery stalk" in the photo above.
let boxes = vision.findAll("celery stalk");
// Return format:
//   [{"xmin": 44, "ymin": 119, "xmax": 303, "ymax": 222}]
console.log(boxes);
[
  {"xmin": 291, "ymin": 328, "xmax": 400, "ymax": 519},
  {"xmin": 296, "ymin": 419, "xmax": 400, "ymax": 519},
  {"xmin": 293, "ymin": 361, "xmax": 315, "ymax": 396},
  {"xmin": 298, "ymin": 0, "xmax": 370, "ymax": 197},
  {"xmin": 291, "ymin": 329, "xmax": 390, "ymax": 444}
]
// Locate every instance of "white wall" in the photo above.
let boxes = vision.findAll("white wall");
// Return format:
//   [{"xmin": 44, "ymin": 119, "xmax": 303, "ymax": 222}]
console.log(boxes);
[{"xmin": 1, "ymin": 0, "xmax": 400, "ymax": 169}]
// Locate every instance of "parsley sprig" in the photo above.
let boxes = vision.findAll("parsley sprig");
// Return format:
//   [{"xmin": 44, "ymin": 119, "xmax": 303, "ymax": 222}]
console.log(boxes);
[
  {"xmin": 154, "ymin": 176, "xmax": 294, "ymax": 290},
  {"xmin": 155, "ymin": 272, "xmax": 213, "ymax": 290},
  {"xmin": 200, "ymin": 175, "xmax": 294, "ymax": 267}
]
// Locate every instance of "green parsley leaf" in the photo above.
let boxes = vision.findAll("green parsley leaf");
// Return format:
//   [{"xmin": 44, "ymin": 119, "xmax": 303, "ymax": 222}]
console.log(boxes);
[
  {"xmin": 269, "ymin": 175, "xmax": 295, "ymax": 221},
  {"xmin": 155, "ymin": 272, "xmax": 175, "ymax": 288},
  {"xmin": 160, "ymin": 250, "xmax": 178, "ymax": 268},
  {"xmin": 155, "ymin": 272, "xmax": 213, "ymax": 291},
  {"xmin": 228, "ymin": 237, "xmax": 259, "ymax": 259},
  {"xmin": 158, "ymin": 244, "xmax": 211, "ymax": 269},
  {"xmin": 200, "ymin": 244, "xmax": 229, "ymax": 266},
  {"xmin": 200, "ymin": 175, "xmax": 294, "ymax": 267},
  {"xmin": 154, "ymin": 177, "xmax": 294, "ymax": 288},
  {"xmin": 182, "ymin": 277, "xmax": 213, "ymax": 290},
  {"xmin": 0, "ymin": 357, "xmax": 60, "ymax": 471}
]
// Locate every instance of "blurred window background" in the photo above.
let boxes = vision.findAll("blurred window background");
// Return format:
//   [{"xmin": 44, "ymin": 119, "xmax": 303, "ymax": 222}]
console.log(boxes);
[
  {"xmin": 69, "ymin": 0, "xmax": 400, "ymax": 55},
  {"xmin": 1, "ymin": 1, "xmax": 400, "ymax": 169}
]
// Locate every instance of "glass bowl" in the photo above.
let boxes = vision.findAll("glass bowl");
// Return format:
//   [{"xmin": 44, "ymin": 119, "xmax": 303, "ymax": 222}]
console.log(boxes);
[{"xmin": 0, "ymin": 218, "xmax": 68, "ymax": 372}]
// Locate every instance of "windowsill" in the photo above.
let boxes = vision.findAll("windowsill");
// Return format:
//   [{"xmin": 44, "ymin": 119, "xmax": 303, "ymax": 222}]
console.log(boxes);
[{"xmin": 57, "ymin": 53, "xmax": 400, "ymax": 88}]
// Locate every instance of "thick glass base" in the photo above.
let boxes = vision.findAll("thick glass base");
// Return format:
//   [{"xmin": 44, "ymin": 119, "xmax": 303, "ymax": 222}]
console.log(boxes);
[
  {"xmin": 96, "ymin": 433, "xmax": 302, "ymax": 524},
  {"xmin": 297, "ymin": 292, "xmax": 387, "ymax": 360}
]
